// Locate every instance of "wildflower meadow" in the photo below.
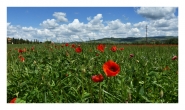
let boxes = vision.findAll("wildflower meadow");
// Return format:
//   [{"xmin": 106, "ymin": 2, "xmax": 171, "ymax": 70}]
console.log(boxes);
[{"xmin": 7, "ymin": 43, "xmax": 178, "ymax": 103}]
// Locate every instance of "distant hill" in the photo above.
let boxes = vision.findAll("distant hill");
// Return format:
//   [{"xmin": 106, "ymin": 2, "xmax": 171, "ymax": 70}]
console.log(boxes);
[{"xmin": 86, "ymin": 36, "xmax": 178, "ymax": 43}]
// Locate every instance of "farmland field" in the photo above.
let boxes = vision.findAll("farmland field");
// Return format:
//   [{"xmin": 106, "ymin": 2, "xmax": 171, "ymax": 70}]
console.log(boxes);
[{"xmin": 7, "ymin": 43, "xmax": 178, "ymax": 103}]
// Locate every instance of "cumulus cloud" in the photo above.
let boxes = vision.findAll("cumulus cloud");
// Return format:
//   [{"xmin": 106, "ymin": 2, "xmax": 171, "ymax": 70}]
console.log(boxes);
[
  {"xmin": 134, "ymin": 21, "xmax": 148, "ymax": 28},
  {"xmin": 87, "ymin": 17, "xmax": 91, "ymax": 21},
  {"xmin": 131, "ymin": 28, "xmax": 140, "ymax": 33},
  {"xmin": 7, "ymin": 23, "xmax": 21, "ymax": 37},
  {"xmin": 7, "ymin": 8, "xmax": 178, "ymax": 42},
  {"xmin": 148, "ymin": 17, "xmax": 178, "ymax": 32},
  {"xmin": 105, "ymin": 19, "xmax": 122, "ymax": 30},
  {"xmin": 7, "ymin": 23, "xmax": 36, "ymax": 40},
  {"xmin": 89, "ymin": 14, "xmax": 103, "ymax": 25},
  {"xmin": 53, "ymin": 12, "xmax": 68, "ymax": 22},
  {"xmin": 136, "ymin": 7, "xmax": 177, "ymax": 20},
  {"xmin": 122, "ymin": 14, "xmax": 129, "ymax": 20},
  {"xmin": 68, "ymin": 19, "xmax": 84, "ymax": 32},
  {"xmin": 124, "ymin": 27, "xmax": 140, "ymax": 37},
  {"xmin": 22, "ymin": 26, "xmax": 36, "ymax": 32},
  {"xmin": 104, "ymin": 20, "xmax": 132, "ymax": 37},
  {"xmin": 153, "ymin": 19, "xmax": 170, "ymax": 27},
  {"xmin": 40, "ymin": 19, "xmax": 59, "ymax": 29},
  {"xmin": 134, "ymin": 7, "xmax": 178, "ymax": 37}
]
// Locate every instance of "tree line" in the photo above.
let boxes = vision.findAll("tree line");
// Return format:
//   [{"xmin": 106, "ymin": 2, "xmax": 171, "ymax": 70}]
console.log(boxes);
[
  {"xmin": 7, "ymin": 37, "xmax": 178, "ymax": 45},
  {"xmin": 7, "ymin": 38, "xmax": 42, "ymax": 44},
  {"xmin": 132, "ymin": 38, "xmax": 178, "ymax": 45}
]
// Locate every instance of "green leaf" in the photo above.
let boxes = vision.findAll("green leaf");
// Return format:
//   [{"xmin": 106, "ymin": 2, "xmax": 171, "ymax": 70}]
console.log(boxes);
[
  {"xmin": 15, "ymin": 98, "xmax": 26, "ymax": 103},
  {"xmin": 139, "ymin": 81, "xmax": 144, "ymax": 85},
  {"xmin": 51, "ymin": 80, "xmax": 55, "ymax": 86},
  {"xmin": 139, "ymin": 86, "xmax": 144, "ymax": 96},
  {"xmin": 152, "ymin": 81, "xmax": 164, "ymax": 90},
  {"xmin": 82, "ymin": 92, "xmax": 90, "ymax": 98},
  {"xmin": 103, "ymin": 90, "xmax": 122, "ymax": 102},
  {"xmin": 141, "ymin": 96, "xmax": 151, "ymax": 103},
  {"xmin": 35, "ymin": 69, "xmax": 38, "ymax": 75},
  {"xmin": 148, "ymin": 71, "xmax": 158, "ymax": 76}
]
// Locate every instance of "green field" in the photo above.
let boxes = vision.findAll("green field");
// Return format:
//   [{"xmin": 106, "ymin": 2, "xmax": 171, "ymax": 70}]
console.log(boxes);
[{"xmin": 7, "ymin": 43, "xmax": 178, "ymax": 103}]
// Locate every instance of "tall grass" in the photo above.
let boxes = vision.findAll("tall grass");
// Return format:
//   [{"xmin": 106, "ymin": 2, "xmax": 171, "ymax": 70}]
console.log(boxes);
[{"xmin": 7, "ymin": 43, "xmax": 178, "ymax": 103}]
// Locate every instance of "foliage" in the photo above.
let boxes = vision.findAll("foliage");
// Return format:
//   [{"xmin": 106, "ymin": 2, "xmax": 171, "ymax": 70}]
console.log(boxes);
[
  {"xmin": 7, "ymin": 43, "xmax": 178, "ymax": 103},
  {"xmin": 7, "ymin": 37, "xmax": 42, "ymax": 44}
]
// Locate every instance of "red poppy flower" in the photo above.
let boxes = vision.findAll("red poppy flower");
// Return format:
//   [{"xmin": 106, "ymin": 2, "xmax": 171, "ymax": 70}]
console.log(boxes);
[
  {"xmin": 111, "ymin": 46, "xmax": 117, "ymax": 52},
  {"xmin": 19, "ymin": 55, "xmax": 25, "ymax": 62},
  {"xmin": 71, "ymin": 44, "xmax": 76, "ymax": 48},
  {"xmin": 97, "ymin": 44, "xmax": 105, "ymax": 52},
  {"xmin": 172, "ymin": 56, "xmax": 177, "ymax": 60},
  {"xmin": 18, "ymin": 49, "xmax": 23, "ymax": 53},
  {"xmin": 120, "ymin": 48, "xmax": 124, "ymax": 50},
  {"xmin": 130, "ymin": 54, "xmax": 134, "ymax": 58},
  {"xmin": 91, "ymin": 74, "xmax": 104, "ymax": 82},
  {"xmin": 31, "ymin": 47, "xmax": 34, "ymax": 51},
  {"xmin": 65, "ymin": 43, "xmax": 69, "ymax": 46},
  {"xmin": 10, "ymin": 98, "xmax": 16, "ymax": 103},
  {"xmin": 103, "ymin": 60, "xmax": 120, "ymax": 77},
  {"xmin": 75, "ymin": 47, "xmax": 82, "ymax": 53}
]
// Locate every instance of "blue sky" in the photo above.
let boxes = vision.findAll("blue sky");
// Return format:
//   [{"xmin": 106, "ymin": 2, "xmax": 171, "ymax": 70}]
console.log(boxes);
[{"xmin": 7, "ymin": 7, "xmax": 178, "ymax": 42}]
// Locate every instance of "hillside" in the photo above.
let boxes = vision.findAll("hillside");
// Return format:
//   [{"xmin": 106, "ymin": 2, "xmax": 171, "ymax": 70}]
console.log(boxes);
[{"xmin": 86, "ymin": 36, "xmax": 178, "ymax": 44}]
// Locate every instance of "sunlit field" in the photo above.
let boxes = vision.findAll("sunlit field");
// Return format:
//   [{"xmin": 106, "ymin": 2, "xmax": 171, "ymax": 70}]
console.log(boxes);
[{"xmin": 7, "ymin": 43, "xmax": 178, "ymax": 103}]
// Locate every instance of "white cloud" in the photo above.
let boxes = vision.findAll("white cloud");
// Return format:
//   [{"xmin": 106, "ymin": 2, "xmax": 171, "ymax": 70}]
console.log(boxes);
[
  {"xmin": 134, "ymin": 7, "xmax": 178, "ymax": 37},
  {"xmin": 105, "ymin": 19, "xmax": 122, "ymax": 30},
  {"xmin": 40, "ymin": 19, "xmax": 59, "ymax": 29},
  {"xmin": 131, "ymin": 28, "xmax": 140, "ymax": 33},
  {"xmin": 68, "ymin": 19, "xmax": 84, "ymax": 32},
  {"xmin": 7, "ymin": 9, "xmax": 178, "ymax": 42},
  {"xmin": 22, "ymin": 26, "xmax": 36, "ymax": 31},
  {"xmin": 7, "ymin": 22, "xmax": 11, "ymax": 27},
  {"xmin": 146, "ymin": 17, "xmax": 178, "ymax": 34},
  {"xmin": 53, "ymin": 12, "xmax": 68, "ymax": 22},
  {"xmin": 87, "ymin": 17, "xmax": 91, "ymax": 21},
  {"xmin": 122, "ymin": 14, "xmax": 129, "ymax": 20},
  {"xmin": 134, "ymin": 21, "xmax": 148, "ymax": 28},
  {"xmin": 136, "ymin": 7, "xmax": 177, "ymax": 20},
  {"xmin": 104, "ymin": 20, "xmax": 132, "ymax": 37},
  {"xmin": 153, "ymin": 19, "xmax": 170, "ymax": 27},
  {"xmin": 89, "ymin": 14, "xmax": 103, "ymax": 25}
]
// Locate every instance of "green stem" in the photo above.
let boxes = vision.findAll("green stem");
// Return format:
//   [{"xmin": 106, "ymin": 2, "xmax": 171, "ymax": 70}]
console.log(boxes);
[
  {"xmin": 99, "ymin": 82, "xmax": 102, "ymax": 103},
  {"xmin": 44, "ymin": 92, "xmax": 47, "ymax": 103},
  {"xmin": 107, "ymin": 77, "xmax": 110, "ymax": 91},
  {"xmin": 114, "ymin": 76, "xmax": 116, "ymax": 88}
]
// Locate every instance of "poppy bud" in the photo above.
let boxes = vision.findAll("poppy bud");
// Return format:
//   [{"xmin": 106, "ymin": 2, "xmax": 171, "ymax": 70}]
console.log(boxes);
[
  {"xmin": 91, "ymin": 74, "xmax": 104, "ymax": 82},
  {"xmin": 160, "ymin": 90, "xmax": 164, "ymax": 98},
  {"xmin": 128, "ymin": 93, "xmax": 132, "ymax": 101},
  {"xmin": 130, "ymin": 54, "xmax": 134, "ymax": 58},
  {"xmin": 81, "ymin": 68, "xmax": 86, "ymax": 73},
  {"xmin": 172, "ymin": 56, "xmax": 177, "ymax": 60},
  {"xmin": 10, "ymin": 98, "xmax": 17, "ymax": 103}
]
